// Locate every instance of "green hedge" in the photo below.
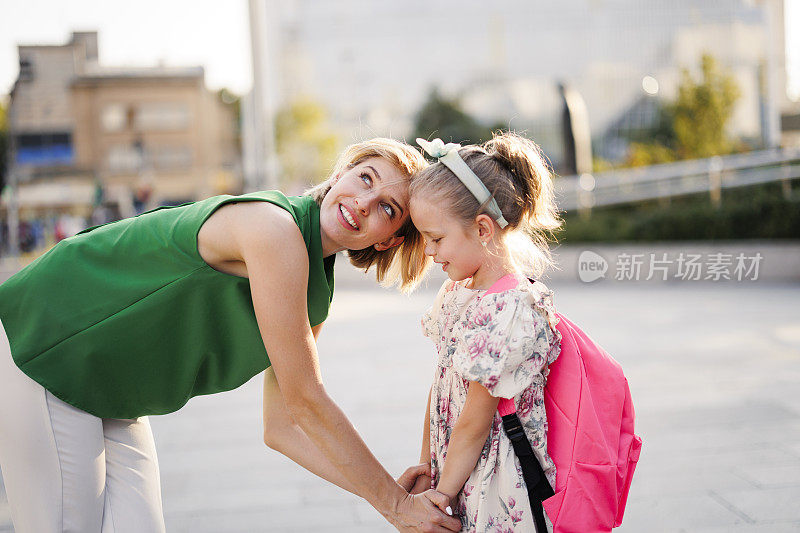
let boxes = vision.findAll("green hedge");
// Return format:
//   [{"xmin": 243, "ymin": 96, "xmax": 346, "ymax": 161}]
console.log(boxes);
[{"xmin": 559, "ymin": 179, "xmax": 800, "ymax": 242}]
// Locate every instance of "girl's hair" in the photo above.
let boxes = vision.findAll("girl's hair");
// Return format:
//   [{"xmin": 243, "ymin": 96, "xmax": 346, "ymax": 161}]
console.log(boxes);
[
  {"xmin": 307, "ymin": 137, "xmax": 432, "ymax": 292},
  {"xmin": 409, "ymin": 132, "xmax": 562, "ymax": 277}
]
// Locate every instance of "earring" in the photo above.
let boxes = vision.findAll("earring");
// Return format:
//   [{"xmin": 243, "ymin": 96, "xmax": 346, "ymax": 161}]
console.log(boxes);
[{"xmin": 481, "ymin": 240, "xmax": 488, "ymax": 248}]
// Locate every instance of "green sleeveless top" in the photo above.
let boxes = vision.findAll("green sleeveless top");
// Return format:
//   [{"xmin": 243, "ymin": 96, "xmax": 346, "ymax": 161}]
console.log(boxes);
[{"xmin": 0, "ymin": 191, "xmax": 335, "ymax": 419}]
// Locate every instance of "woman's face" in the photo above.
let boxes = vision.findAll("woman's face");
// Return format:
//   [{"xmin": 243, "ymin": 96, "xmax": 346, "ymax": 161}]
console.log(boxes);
[{"xmin": 319, "ymin": 157, "xmax": 411, "ymax": 256}]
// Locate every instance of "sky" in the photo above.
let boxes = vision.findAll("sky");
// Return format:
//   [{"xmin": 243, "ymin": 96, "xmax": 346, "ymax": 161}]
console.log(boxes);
[
  {"xmin": 0, "ymin": 0, "xmax": 253, "ymax": 96},
  {"xmin": 0, "ymin": 0, "xmax": 797, "ymax": 101}
]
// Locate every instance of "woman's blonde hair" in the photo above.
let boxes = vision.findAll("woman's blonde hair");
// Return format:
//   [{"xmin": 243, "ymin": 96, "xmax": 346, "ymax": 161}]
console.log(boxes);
[
  {"xmin": 307, "ymin": 138, "xmax": 432, "ymax": 292},
  {"xmin": 409, "ymin": 132, "xmax": 563, "ymax": 277}
]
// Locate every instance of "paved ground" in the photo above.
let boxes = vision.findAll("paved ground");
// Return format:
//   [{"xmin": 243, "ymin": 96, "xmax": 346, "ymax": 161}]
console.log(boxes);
[{"xmin": 1, "ymin": 265, "xmax": 799, "ymax": 532}]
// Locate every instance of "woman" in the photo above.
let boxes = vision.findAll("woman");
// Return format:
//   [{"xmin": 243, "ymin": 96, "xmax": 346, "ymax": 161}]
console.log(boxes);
[{"xmin": 0, "ymin": 138, "xmax": 461, "ymax": 533}]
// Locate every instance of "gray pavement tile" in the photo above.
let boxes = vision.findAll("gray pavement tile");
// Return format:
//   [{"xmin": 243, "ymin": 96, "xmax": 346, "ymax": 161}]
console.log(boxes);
[
  {"xmin": 646, "ymin": 402, "xmax": 797, "ymax": 431},
  {"xmin": 631, "ymin": 466, "xmax": 758, "ymax": 497},
  {"xmin": 296, "ymin": 482, "xmax": 355, "ymax": 506},
  {"xmin": 642, "ymin": 444, "xmax": 799, "ymax": 472},
  {"xmin": 164, "ymin": 485, "xmax": 305, "ymax": 516},
  {"xmin": 165, "ymin": 500, "xmax": 358, "ymax": 533},
  {"xmin": 280, "ymin": 526, "xmax": 392, "ymax": 533},
  {"xmin": 352, "ymin": 499, "xmax": 395, "ymax": 531},
  {"xmin": 695, "ymin": 522, "xmax": 800, "ymax": 533},
  {"xmin": 641, "ymin": 424, "xmax": 800, "ymax": 457},
  {"xmin": 712, "ymin": 486, "xmax": 800, "ymax": 522},
  {"xmin": 734, "ymin": 464, "xmax": 800, "ymax": 488},
  {"xmin": 615, "ymin": 492, "xmax": 754, "ymax": 532},
  {"xmin": 786, "ymin": 441, "xmax": 800, "ymax": 459}
]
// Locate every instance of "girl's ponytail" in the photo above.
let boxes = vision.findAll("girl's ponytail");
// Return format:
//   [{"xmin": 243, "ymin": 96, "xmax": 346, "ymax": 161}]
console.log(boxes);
[{"xmin": 484, "ymin": 133, "xmax": 561, "ymax": 235}]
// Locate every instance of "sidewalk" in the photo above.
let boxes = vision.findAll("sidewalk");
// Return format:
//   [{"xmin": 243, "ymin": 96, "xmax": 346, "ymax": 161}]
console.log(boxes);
[{"xmin": 1, "ymin": 264, "xmax": 799, "ymax": 531}]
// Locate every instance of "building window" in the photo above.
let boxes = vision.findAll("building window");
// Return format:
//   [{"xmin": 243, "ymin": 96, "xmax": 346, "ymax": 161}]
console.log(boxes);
[
  {"xmin": 106, "ymin": 144, "xmax": 142, "ymax": 173},
  {"xmin": 134, "ymin": 103, "xmax": 191, "ymax": 131},
  {"xmin": 101, "ymin": 104, "xmax": 127, "ymax": 132},
  {"xmin": 18, "ymin": 58, "xmax": 34, "ymax": 81},
  {"xmin": 15, "ymin": 132, "xmax": 73, "ymax": 166},
  {"xmin": 152, "ymin": 146, "xmax": 193, "ymax": 170}
]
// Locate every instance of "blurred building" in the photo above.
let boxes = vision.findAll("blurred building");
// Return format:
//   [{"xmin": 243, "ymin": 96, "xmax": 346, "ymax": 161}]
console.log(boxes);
[
  {"xmin": 247, "ymin": 0, "xmax": 792, "ymax": 170},
  {"xmin": 5, "ymin": 31, "xmax": 240, "ymax": 223},
  {"xmin": 71, "ymin": 67, "xmax": 238, "ymax": 204}
]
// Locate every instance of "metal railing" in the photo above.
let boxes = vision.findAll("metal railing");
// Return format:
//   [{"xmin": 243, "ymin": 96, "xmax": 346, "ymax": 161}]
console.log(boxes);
[{"xmin": 555, "ymin": 147, "xmax": 800, "ymax": 212}]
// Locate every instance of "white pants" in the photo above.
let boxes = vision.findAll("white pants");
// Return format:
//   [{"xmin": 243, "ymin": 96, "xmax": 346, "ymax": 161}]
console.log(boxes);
[{"xmin": 0, "ymin": 319, "xmax": 166, "ymax": 533}]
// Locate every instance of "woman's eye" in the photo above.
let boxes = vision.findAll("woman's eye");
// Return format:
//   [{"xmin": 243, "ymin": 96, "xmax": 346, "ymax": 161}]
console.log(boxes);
[
  {"xmin": 433, "ymin": 238, "xmax": 442, "ymax": 243},
  {"xmin": 381, "ymin": 203, "xmax": 394, "ymax": 217},
  {"xmin": 360, "ymin": 173, "xmax": 372, "ymax": 186}
]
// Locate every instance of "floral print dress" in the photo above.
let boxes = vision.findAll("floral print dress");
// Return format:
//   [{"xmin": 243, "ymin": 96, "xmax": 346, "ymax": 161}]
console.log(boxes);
[{"xmin": 422, "ymin": 275, "xmax": 562, "ymax": 533}]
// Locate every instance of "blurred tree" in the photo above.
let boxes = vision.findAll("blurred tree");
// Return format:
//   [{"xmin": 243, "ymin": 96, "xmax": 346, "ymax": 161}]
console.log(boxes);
[
  {"xmin": 592, "ymin": 156, "xmax": 614, "ymax": 173},
  {"xmin": 275, "ymin": 97, "xmax": 339, "ymax": 188},
  {"xmin": 624, "ymin": 54, "xmax": 740, "ymax": 167},
  {"xmin": 411, "ymin": 88, "xmax": 493, "ymax": 145},
  {"xmin": 672, "ymin": 54, "xmax": 740, "ymax": 159},
  {"xmin": 626, "ymin": 141, "xmax": 676, "ymax": 167},
  {"xmin": 0, "ymin": 99, "xmax": 7, "ymax": 191}
]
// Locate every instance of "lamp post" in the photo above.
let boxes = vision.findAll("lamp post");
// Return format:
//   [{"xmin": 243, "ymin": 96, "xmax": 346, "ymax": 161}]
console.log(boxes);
[{"xmin": 246, "ymin": 0, "xmax": 281, "ymax": 191}]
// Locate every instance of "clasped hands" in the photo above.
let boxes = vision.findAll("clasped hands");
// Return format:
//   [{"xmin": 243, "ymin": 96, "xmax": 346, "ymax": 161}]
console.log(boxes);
[{"xmin": 394, "ymin": 463, "xmax": 461, "ymax": 532}]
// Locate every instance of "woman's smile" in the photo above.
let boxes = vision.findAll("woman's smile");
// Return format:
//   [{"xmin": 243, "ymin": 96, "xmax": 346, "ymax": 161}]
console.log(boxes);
[{"xmin": 338, "ymin": 204, "xmax": 360, "ymax": 231}]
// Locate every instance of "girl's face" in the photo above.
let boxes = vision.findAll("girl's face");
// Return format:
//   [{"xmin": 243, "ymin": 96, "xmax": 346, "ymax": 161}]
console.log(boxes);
[
  {"xmin": 319, "ymin": 157, "xmax": 410, "ymax": 256},
  {"xmin": 410, "ymin": 196, "xmax": 486, "ymax": 283}
]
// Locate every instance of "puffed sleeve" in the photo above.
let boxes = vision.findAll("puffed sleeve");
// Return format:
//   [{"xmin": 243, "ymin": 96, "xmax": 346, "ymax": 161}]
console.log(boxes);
[
  {"xmin": 453, "ymin": 289, "xmax": 561, "ymax": 398},
  {"xmin": 421, "ymin": 280, "xmax": 452, "ymax": 340}
]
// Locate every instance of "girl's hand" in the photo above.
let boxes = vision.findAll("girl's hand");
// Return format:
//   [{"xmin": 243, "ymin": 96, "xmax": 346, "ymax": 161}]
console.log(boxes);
[{"xmin": 423, "ymin": 489, "xmax": 455, "ymax": 518}]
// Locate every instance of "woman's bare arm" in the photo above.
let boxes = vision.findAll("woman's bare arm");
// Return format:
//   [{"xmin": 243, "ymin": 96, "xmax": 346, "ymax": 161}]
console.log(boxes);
[
  {"xmin": 262, "ymin": 367, "xmax": 359, "ymax": 494},
  {"xmin": 222, "ymin": 202, "xmax": 460, "ymax": 532}
]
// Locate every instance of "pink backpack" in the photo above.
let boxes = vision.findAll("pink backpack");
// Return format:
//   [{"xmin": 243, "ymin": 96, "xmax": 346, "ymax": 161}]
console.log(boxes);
[
  {"xmin": 540, "ymin": 313, "xmax": 642, "ymax": 532},
  {"xmin": 491, "ymin": 276, "xmax": 642, "ymax": 532}
]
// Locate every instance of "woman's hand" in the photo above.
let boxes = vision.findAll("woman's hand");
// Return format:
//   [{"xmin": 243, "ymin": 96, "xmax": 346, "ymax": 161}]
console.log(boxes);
[
  {"xmin": 409, "ymin": 474, "xmax": 433, "ymax": 495},
  {"xmin": 391, "ymin": 490, "xmax": 461, "ymax": 532},
  {"xmin": 396, "ymin": 463, "xmax": 432, "ymax": 493}
]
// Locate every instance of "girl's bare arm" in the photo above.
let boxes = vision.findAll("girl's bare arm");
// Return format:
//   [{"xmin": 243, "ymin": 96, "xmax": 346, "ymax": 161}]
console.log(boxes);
[
  {"xmin": 408, "ymin": 387, "xmax": 434, "ymax": 495},
  {"xmin": 435, "ymin": 381, "xmax": 499, "ymax": 501}
]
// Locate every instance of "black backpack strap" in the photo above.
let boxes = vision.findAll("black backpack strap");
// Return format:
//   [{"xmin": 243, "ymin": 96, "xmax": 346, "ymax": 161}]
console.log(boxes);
[{"xmin": 502, "ymin": 412, "xmax": 554, "ymax": 533}]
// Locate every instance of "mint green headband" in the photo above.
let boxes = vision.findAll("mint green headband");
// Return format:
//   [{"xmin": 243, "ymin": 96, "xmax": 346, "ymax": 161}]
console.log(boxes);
[{"xmin": 416, "ymin": 138, "xmax": 509, "ymax": 228}]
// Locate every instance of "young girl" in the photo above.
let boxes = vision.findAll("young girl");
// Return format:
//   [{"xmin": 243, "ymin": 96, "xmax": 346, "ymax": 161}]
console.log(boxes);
[{"xmin": 409, "ymin": 133, "xmax": 563, "ymax": 532}]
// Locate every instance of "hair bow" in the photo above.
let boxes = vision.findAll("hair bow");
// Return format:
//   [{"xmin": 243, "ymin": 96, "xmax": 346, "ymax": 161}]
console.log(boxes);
[{"xmin": 416, "ymin": 138, "xmax": 462, "ymax": 159}]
